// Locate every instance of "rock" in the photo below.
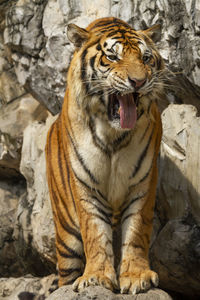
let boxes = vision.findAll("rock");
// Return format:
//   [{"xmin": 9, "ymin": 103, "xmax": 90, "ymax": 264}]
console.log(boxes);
[
  {"xmin": 149, "ymin": 104, "xmax": 200, "ymax": 296},
  {"xmin": 0, "ymin": 130, "xmax": 21, "ymax": 178},
  {"xmin": 46, "ymin": 286, "xmax": 172, "ymax": 300},
  {"xmin": 0, "ymin": 68, "xmax": 25, "ymax": 104},
  {"xmin": 18, "ymin": 115, "xmax": 57, "ymax": 271},
  {"xmin": 151, "ymin": 217, "xmax": 200, "ymax": 297},
  {"xmin": 0, "ymin": 274, "xmax": 56, "ymax": 300},
  {"xmin": 0, "ymin": 93, "xmax": 48, "ymax": 178},
  {"xmin": 0, "ymin": 94, "xmax": 48, "ymax": 138},
  {"xmin": 3, "ymin": 0, "xmax": 200, "ymax": 115},
  {"xmin": 0, "ymin": 180, "xmax": 26, "ymax": 277},
  {"xmin": 159, "ymin": 104, "xmax": 200, "ymax": 219}
]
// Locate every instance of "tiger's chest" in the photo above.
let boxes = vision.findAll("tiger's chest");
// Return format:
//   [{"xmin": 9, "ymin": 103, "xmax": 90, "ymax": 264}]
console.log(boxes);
[{"xmin": 69, "ymin": 114, "xmax": 153, "ymax": 209}]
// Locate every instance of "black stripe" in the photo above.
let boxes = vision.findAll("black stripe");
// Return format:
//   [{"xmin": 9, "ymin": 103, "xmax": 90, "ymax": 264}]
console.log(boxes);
[
  {"xmin": 81, "ymin": 48, "xmax": 87, "ymax": 81},
  {"xmin": 121, "ymin": 212, "xmax": 136, "ymax": 224},
  {"xmin": 66, "ymin": 158, "xmax": 77, "ymax": 211},
  {"xmin": 123, "ymin": 243, "xmax": 145, "ymax": 251},
  {"xmin": 81, "ymin": 48, "xmax": 89, "ymax": 92},
  {"xmin": 56, "ymin": 122, "xmax": 68, "ymax": 196},
  {"xmin": 120, "ymin": 192, "xmax": 147, "ymax": 217},
  {"xmin": 89, "ymin": 117, "xmax": 111, "ymax": 156},
  {"xmin": 139, "ymin": 121, "xmax": 150, "ymax": 143},
  {"xmin": 52, "ymin": 190, "xmax": 82, "ymax": 242},
  {"xmin": 148, "ymin": 100, "xmax": 152, "ymax": 114},
  {"xmin": 137, "ymin": 108, "xmax": 144, "ymax": 120},
  {"xmin": 90, "ymin": 54, "xmax": 97, "ymax": 69},
  {"xmin": 48, "ymin": 125, "xmax": 78, "ymax": 228},
  {"xmin": 59, "ymin": 267, "xmax": 82, "ymax": 276},
  {"xmin": 50, "ymin": 158, "xmax": 78, "ymax": 229},
  {"xmin": 91, "ymin": 195, "xmax": 111, "ymax": 211},
  {"xmin": 130, "ymin": 127, "xmax": 154, "ymax": 179},
  {"xmin": 67, "ymin": 129, "xmax": 99, "ymax": 185},
  {"xmin": 129, "ymin": 150, "xmax": 156, "ymax": 190},
  {"xmin": 57, "ymin": 233, "xmax": 83, "ymax": 259},
  {"xmin": 57, "ymin": 247, "xmax": 79, "ymax": 259},
  {"xmin": 113, "ymin": 131, "xmax": 130, "ymax": 149},
  {"xmin": 80, "ymin": 198, "xmax": 112, "ymax": 224},
  {"xmin": 58, "ymin": 214, "xmax": 82, "ymax": 242},
  {"xmin": 107, "ymin": 30, "xmax": 122, "ymax": 38},
  {"xmin": 72, "ymin": 167, "xmax": 107, "ymax": 202},
  {"xmin": 59, "ymin": 115, "xmax": 77, "ymax": 212},
  {"xmin": 99, "ymin": 94, "xmax": 106, "ymax": 107},
  {"xmin": 100, "ymin": 54, "xmax": 110, "ymax": 67},
  {"xmin": 92, "ymin": 213, "xmax": 112, "ymax": 225}
]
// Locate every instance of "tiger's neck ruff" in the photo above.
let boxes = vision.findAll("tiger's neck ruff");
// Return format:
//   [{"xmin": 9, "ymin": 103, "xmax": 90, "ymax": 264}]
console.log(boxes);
[{"xmin": 46, "ymin": 17, "xmax": 164, "ymax": 295}]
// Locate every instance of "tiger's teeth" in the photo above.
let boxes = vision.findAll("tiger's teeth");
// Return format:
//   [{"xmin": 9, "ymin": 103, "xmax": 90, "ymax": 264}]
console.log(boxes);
[{"xmin": 118, "ymin": 107, "xmax": 121, "ymax": 114}]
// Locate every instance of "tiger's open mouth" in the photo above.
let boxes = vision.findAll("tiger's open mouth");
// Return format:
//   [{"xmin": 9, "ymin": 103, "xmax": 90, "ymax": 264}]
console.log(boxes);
[{"xmin": 108, "ymin": 93, "xmax": 139, "ymax": 129}]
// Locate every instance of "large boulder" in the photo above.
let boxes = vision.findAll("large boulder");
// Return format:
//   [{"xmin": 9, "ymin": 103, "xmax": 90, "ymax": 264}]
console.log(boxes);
[
  {"xmin": 46, "ymin": 286, "xmax": 172, "ymax": 300},
  {"xmin": 150, "ymin": 104, "xmax": 200, "ymax": 297},
  {"xmin": 0, "ymin": 180, "xmax": 26, "ymax": 277},
  {"xmin": 0, "ymin": 274, "xmax": 56, "ymax": 300},
  {"xmin": 17, "ymin": 115, "xmax": 57, "ymax": 272}
]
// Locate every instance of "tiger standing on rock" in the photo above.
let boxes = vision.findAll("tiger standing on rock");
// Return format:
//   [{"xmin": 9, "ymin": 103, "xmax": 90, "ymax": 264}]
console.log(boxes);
[{"xmin": 46, "ymin": 17, "xmax": 165, "ymax": 295}]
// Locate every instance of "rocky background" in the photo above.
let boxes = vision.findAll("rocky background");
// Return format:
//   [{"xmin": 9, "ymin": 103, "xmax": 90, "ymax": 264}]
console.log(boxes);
[{"xmin": 0, "ymin": 0, "xmax": 200, "ymax": 299}]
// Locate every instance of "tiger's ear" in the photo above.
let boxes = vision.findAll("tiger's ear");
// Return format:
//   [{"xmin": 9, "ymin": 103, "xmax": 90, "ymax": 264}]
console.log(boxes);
[
  {"xmin": 67, "ymin": 24, "xmax": 89, "ymax": 48},
  {"xmin": 142, "ymin": 24, "xmax": 161, "ymax": 42}
]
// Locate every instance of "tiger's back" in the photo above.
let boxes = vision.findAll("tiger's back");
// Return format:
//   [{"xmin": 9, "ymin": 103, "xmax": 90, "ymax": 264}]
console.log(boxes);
[{"xmin": 46, "ymin": 17, "xmax": 164, "ymax": 295}]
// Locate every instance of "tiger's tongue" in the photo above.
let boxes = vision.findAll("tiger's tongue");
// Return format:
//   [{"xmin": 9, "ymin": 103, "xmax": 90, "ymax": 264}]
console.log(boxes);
[{"xmin": 118, "ymin": 94, "xmax": 137, "ymax": 129}]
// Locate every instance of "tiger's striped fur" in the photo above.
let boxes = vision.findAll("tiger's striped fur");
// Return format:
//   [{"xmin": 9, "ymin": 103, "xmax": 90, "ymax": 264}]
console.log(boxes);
[{"xmin": 46, "ymin": 17, "xmax": 164, "ymax": 295}]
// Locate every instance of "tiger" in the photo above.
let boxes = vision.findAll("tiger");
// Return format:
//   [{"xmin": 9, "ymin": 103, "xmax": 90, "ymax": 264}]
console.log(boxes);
[{"xmin": 45, "ymin": 17, "xmax": 165, "ymax": 295}]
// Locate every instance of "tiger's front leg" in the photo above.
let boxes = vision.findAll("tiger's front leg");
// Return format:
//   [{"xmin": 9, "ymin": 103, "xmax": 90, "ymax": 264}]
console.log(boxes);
[
  {"xmin": 119, "ymin": 173, "xmax": 159, "ymax": 294},
  {"xmin": 73, "ymin": 193, "xmax": 118, "ymax": 292}
]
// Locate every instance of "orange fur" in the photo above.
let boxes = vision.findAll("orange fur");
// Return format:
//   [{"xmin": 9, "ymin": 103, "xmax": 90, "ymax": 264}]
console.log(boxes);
[{"xmin": 46, "ymin": 17, "xmax": 164, "ymax": 294}]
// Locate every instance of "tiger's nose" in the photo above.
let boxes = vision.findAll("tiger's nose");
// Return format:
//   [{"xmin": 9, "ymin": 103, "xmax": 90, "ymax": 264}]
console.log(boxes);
[{"xmin": 128, "ymin": 77, "xmax": 146, "ymax": 89}]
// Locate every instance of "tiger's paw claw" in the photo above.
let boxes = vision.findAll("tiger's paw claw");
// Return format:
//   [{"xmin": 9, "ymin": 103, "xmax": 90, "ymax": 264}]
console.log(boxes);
[
  {"xmin": 73, "ymin": 273, "xmax": 118, "ymax": 292},
  {"xmin": 120, "ymin": 270, "xmax": 159, "ymax": 294}
]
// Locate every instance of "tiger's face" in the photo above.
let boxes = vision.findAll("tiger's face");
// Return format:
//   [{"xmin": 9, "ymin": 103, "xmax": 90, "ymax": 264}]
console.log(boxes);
[{"xmin": 67, "ymin": 17, "xmax": 164, "ymax": 130}]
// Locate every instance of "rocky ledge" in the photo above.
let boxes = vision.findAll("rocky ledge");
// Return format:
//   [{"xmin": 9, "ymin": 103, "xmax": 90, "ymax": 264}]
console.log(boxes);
[{"xmin": 0, "ymin": 0, "xmax": 200, "ymax": 299}]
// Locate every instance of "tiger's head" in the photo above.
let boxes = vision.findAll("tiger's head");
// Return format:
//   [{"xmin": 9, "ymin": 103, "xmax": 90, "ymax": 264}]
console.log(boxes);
[{"xmin": 67, "ymin": 17, "xmax": 165, "ymax": 130}]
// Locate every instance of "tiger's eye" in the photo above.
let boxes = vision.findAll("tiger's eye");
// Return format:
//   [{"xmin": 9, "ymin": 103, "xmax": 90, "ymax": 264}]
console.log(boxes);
[
  {"xmin": 143, "ymin": 53, "xmax": 152, "ymax": 64},
  {"xmin": 106, "ymin": 54, "xmax": 118, "ymax": 61}
]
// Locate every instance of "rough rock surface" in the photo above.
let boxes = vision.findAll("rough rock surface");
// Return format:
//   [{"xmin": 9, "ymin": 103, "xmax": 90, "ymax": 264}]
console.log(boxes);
[
  {"xmin": 0, "ymin": 180, "xmax": 26, "ymax": 277},
  {"xmin": 0, "ymin": 0, "xmax": 200, "ymax": 299},
  {"xmin": 46, "ymin": 286, "xmax": 172, "ymax": 300},
  {"xmin": 0, "ymin": 274, "xmax": 56, "ymax": 300},
  {"xmin": 150, "ymin": 104, "xmax": 200, "ymax": 297},
  {"xmin": 18, "ymin": 116, "xmax": 57, "ymax": 270},
  {"xmin": 3, "ymin": 0, "xmax": 200, "ymax": 115}
]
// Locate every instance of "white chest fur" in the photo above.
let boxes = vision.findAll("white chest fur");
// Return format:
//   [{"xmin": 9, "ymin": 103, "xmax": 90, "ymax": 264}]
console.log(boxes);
[{"xmin": 69, "ymin": 113, "xmax": 153, "ymax": 209}]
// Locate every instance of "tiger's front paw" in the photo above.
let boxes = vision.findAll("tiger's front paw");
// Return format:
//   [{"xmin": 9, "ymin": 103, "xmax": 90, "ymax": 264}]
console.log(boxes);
[
  {"xmin": 73, "ymin": 272, "xmax": 118, "ymax": 292},
  {"xmin": 120, "ymin": 269, "xmax": 159, "ymax": 294}
]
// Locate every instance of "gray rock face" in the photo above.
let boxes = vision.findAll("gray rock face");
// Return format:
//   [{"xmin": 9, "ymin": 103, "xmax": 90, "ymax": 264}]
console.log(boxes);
[
  {"xmin": 3, "ymin": 0, "xmax": 200, "ymax": 115},
  {"xmin": 18, "ymin": 116, "xmax": 57, "ymax": 269},
  {"xmin": 151, "ymin": 217, "xmax": 200, "ymax": 297},
  {"xmin": 0, "ymin": 180, "xmax": 26, "ymax": 277},
  {"xmin": 150, "ymin": 104, "xmax": 200, "ymax": 296},
  {"xmin": 0, "ymin": 0, "xmax": 200, "ymax": 299},
  {"xmin": 46, "ymin": 286, "xmax": 172, "ymax": 300},
  {"xmin": 0, "ymin": 274, "xmax": 56, "ymax": 300}
]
